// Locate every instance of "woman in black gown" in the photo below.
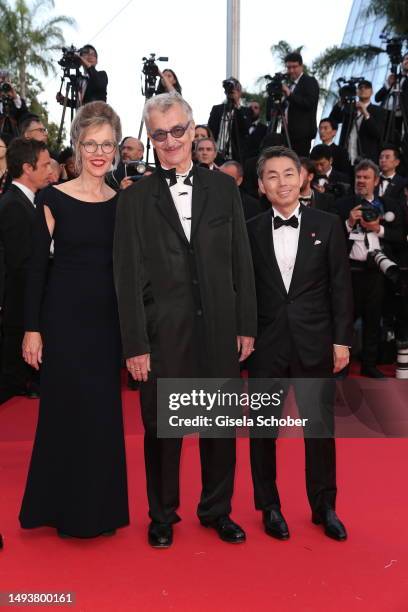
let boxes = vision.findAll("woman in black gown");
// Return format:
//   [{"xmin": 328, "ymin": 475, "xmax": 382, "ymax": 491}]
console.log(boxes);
[{"xmin": 19, "ymin": 102, "xmax": 129, "ymax": 538}]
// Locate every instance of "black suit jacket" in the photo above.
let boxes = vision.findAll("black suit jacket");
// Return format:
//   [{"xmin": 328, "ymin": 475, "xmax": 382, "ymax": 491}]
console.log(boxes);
[
  {"xmin": 375, "ymin": 78, "xmax": 408, "ymax": 120},
  {"xmin": 301, "ymin": 190, "xmax": 336, "ymax": 213},
  {"xmin": 113, "ymin": 166, "xmax": 257, "ymax": 377},
  {"xmin": 330, "ymin": 102, "xmax": 386, "ymax": 163},
  {"xmin": 64, "ymin": 66, "xmax": 108, "ymax": 107},
  {"xmin": 286, "ymin": 74, "xmax": 319, "ymax": 142},
  {"xmin": 327, "ymin": 142, "xmax": 351, "ymax": 176},
  {"xmin": 244, "ymin": 121, "xmax": 267, "ymax": 160},
  {"xmin": 246, "ymin": 207, "xmax": 353, "ymax": 370},
  {"xmin": 208, "ymin": 103, "xmax": 252, "ymax": 162},
  {"xmin": 335, "ymin": 194, "xmax": 405, "ymax": 262},
  {"xmin": 375, "ymin": 174, "xmax": 408, "ymax": 202},
  {"xmin": 0, "ymin": 184, "xmax": 36, "ymax": 325}
]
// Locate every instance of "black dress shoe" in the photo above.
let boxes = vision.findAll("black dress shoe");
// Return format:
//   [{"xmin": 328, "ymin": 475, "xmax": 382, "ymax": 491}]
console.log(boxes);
[
  {"xmin": 148, "ymin": 522, "xmax": 173, "ymax": 548},
  {"xmin": 200, "ymin": 515, "xmax": 246, "ymax": 543},
  {"xmin": 312, "ymin": 508, "xmax": 347, "ymax": 541},
  {"xmin": 263, "ymin": 509, "xmax": 290, "ymax": 540},
  {"xmin": 360, "ymin": 366, "xmax": 386, "ymax": 378}
]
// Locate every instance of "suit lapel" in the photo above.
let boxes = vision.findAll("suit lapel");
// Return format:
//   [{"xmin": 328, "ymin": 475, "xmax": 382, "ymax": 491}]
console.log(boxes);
[
  {"xmin": 191, "ymin": 167, "xmax": 208, "ymax": 240},
  {"xmin": 153, "ymin": 174, "xmax": 190, "ymax": 246},
  {"xmin": 11, "ymin": 184, "xmax": 36, "ymax": 219},
  {"xmin": 288, "ymin": 207, "xmax": 315, "ymax": 297},
  {"xmin": 253, "ymin": 212, "xmax": 287, "ymax": 296}
]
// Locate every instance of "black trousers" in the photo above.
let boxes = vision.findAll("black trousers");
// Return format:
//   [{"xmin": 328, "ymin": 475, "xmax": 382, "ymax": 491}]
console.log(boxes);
[
  {"xmin": 249, "ymin": 347, "xmax": 337, "ymax": 515},
  {"xmin": 351, "ymin": 264, "xmax": 384, "ymax": 367},
  {"xmin": 140, "ymin": 377, "xmax": 236, "ymax": 525}
]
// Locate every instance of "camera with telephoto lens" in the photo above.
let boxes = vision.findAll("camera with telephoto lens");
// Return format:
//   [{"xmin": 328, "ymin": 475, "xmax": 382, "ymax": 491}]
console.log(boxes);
[
  {"xmin": 264, "ymin": 73, "xmax": 288, "ymax": 102},
  {"xmin": 222, "ymin": 78, "xmax": 238, "ymax": 97},
  {"xmin": 380, "ymin": 33, "xmax": 408, "ymax": 75},
  {"xmin": 336, "ymin": 76, "xmax": 364, "ymax": 104},
  {"xmin": 58, "ymin": 45, "xmax": 82, "ymax": 70},
  {"xmin": 142, "ymin": 53, "xmax": 168, "ymax": 79},
  {"xmin": 371, "ymin": 249, "xmax": 401, "ymax": 286},
  {"xmin": 319, "ymin": 180, "xmax": 350, "ymax": 199}
]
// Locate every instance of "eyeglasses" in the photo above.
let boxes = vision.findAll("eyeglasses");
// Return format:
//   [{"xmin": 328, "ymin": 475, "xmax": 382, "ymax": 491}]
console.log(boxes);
[
  {"xmin": 27, "ymin": 127, "xmax": 48, "ymax": 134},
  {"xmin": 80, "ymin": 140, "xmax": 117, "ymax": 154},
  {"xmin": 149, "ymin": 121, "xmax": 191, "ymax": 143}
]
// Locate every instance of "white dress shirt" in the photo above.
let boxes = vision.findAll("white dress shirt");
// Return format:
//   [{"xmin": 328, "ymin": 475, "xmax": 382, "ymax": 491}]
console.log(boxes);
[
  {"xmin": 346, "ymin": 196, "xmax": 384, "ymax": 261},
  {"xmin": 378, "ymin": 173, "xmax": 395, "ymax": 197},
  {"xmin": 12, "ymin": 180, "xmax": 36, "ymax": 206},
  {"xmin": 164, "ymin": 163, "xmax": 193, "ymax": 241},
  {"xmin": 272, "ymin": 203, "xmax": 301, "ymax": 292}
]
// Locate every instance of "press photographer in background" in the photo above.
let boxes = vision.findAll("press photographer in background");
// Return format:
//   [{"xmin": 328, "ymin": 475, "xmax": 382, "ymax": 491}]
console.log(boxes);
[
  {"xmin": 56, "ymin": 44, "xmax": 108, "ymax": 108},
  {"xmin": 106, "ymin": 136, "xmax": 145, "ymax": 190},
  {"xmin": 208, "ymin": 77, "xmax": 252, "ymax": 163},
  {"xmin": 298, "ymin": 157, "xmax": 336, "ymax": 213},
  {"xmin": 0, "ymin": 70, "xmax": 28, "ymax": 137},
  {"xmin": 310, "ymin": 144, "xmax": 351, "ymax": 200},
  {"xmin": 330, "ymin": 79, "xmax": 386, "ymax": 165},
  {"xmin": 336, "ymin": 159, "xmax": 405, "ymax": 377},
  {"xmin": 156, "ymin": 69, "xmax": 182, "ymax": 95},
  {"xmin": 375, "ymin": 47, "xmax": 408, "ymax": 149},
  {"xmin": 376, "ymin": 144, "xmax": 408, "ymax": 201},
  {"xmin": 318, "ymin": 117, "xmax": 351, "ymax": 176}
]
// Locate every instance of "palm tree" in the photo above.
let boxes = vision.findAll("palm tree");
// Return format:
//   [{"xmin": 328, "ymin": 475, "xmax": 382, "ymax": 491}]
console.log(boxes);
[
  {"xmin": 0, "ymin": 0, "xmax": 75, "ymax": 97},
  {"xmin": 312, "ymin": 0, "xmax": 408, "ymax": 80}
]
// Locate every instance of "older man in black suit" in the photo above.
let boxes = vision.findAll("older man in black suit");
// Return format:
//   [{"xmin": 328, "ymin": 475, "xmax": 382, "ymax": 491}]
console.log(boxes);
[
  {"xmin": 114, "ymin": 93, "xmax": 257, "ymax": 548},
  {"xmin": 0, "ymin": 138, "xmax": 51, "ymax": 400},
  {"xmin": 246, "ymin": 146, "xmax": 353, "ymax": 541}
]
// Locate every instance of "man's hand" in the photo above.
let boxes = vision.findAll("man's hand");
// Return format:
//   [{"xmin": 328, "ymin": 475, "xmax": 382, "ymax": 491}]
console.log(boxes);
[
  {"xmin": 347, "ymin": 205, "xmax": 363, "ymax": 228},
  {"xmin": 126, "ymin": 354, "xmax": 151, "ymax": 382},
  {"xmin": 360, "ymin": 217, "xmax": 381, "ymax": 233},
  {"xmin": 282, "ymin": 84, "xmax": 291, "ymax": 97},
  {"xmin": 356, "ymin": 100, "xmax": 369, "ymax": 119},
  {"xmin": 22, "ymin": 332, "xmax": 43, "ymax": 371},
  {"xmin": 120, "ymin": 177, "xmax": 134, "ymax": 190},
  {"xmin": 56, "ymin": 92, "xmax": 66, "ymax": 105},
  {"xmin": 80, "ymin": 55, "xmax": 92, "ymax": 69},
  {"xmin": 237, "ymin": 336, "xmax": 255, "ymax": 362},
  {"xmin": 387, "ymin": 74, "xmax": 397, "ymax": 88},
  {"xmin": 333, "ymin": 345, "xmax": 349, "ymax": 373}
]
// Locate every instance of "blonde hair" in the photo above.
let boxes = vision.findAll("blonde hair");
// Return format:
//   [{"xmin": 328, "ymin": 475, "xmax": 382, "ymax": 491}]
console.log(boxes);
[{"xmin": 70, "ymin": 101, "xmax": 122, "ymax": 173}]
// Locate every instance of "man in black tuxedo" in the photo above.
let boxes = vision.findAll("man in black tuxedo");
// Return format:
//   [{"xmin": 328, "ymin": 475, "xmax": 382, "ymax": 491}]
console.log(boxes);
[
  {"xmin": 0, "ymin": 138, "xmax": 51, "ymax": 400},
  {"xmin": 56, "ymin": 44, "xmax": 108, "ymax": 108},
  {"xmin": 335, "ymin": 159, "xmax": 405, "ymax": 377},
  {"xmin": 208, "ymin": 78, "xmax": 252, "ymax": 163},
  {"xmin": 220, "ymin": 160, "xmax": 269, "ymax": 220},
  {"xmin": 114, "ymin": 93, "xmax": 257, "ymax": 548},
  {"xmin": 376, "ymin": 145, "xmax": 408, "ymax": 201},
  {"xmin": 330, "ymin": 80, "xmax": 386, "ymax": 165},
  {"xmin": 375, "ymin": 53, "xmax": 408, "ymax": 146},
  {"xmin": 318, "ymin": 117, "xmax": 351, "ymax": 175},
  {"xmin": 279, "ymin": 52, "xmax": 319, "ymax": 157},
  {"xmin": 246, "ymin": 146, "xmax": 353, "ymax": 541},
  {"xmin": 244, "ymin": 100, "xmax": 267, "ymax": 160},
  {"xmin": 299, "ymin": 157, "xmax": 336, "ymax": 212}
]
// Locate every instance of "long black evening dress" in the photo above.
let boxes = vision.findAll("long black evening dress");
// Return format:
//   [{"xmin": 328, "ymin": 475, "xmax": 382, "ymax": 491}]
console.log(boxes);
[{"xmin": 19, "ymin": 185, "xmax": 129, "ymax": 537}]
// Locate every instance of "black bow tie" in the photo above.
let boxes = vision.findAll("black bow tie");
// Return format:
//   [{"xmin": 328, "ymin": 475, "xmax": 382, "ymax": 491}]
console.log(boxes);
[
  {"xmin": 273, "ymin": 215, "xmax": 299, "ymax": 230},
  {"xmin": 380, "ymin": 176, "xmax": 392, "ymax": 183},
  {"xmin": 160, "ymin": 167, "xmax": 194, "ymax": 187}
]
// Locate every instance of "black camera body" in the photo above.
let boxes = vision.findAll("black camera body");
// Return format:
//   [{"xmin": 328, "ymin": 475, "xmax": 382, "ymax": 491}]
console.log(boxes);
[
  {"xmin": 360, "ymin": 204, "xmax": 380, "ymax": 223},
  {"xmin": 380, "ymin": 34, "xmax": 408, "ymax": 75},
  {"xmin": 141, "ymin": 53, "xmax": 168, "ymax": 98},
  {"xmin": 264, "ymin": 72, "xmax": 287, "ymax": 102},
  {"xmin": 0, "ymin": 82, "xmax": 12, "ymax": 94},
  {"xmin": 59, "ymin": 45, "xmax": 82, "ymax": 70},
  {"xmin": 222, "ymin": 78, "xmax": 237, "ymax": 96},
  {"xmin": 336, "ymin": 76, "xmax": 364, "ymax": 104}
]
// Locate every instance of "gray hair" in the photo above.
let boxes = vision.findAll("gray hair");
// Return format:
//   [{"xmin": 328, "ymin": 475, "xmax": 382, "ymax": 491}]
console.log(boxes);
[
  {"xmin": 70, "ymin": 101, "xmax": 122, "ymax": 173},
  {"xmin": 257, "ymin": 145, "xmax": 301, "ymax": 179},
  {"xmin": 221, "ymin": 160, "xmax": 243, "ymax": 178},
  {"xmin": 355, "ymin": 158, "xmax": 380, "ymax": 177},
  {"xmin": 143, "ymin": 93, "xmax": 193, "ymax": 129}
]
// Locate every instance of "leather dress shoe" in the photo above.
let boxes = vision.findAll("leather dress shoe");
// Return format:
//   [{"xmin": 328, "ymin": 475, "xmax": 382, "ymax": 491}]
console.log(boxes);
[
  {"xmin": 360, "ymin": 366, "xmax": 386, "ymax": 378},
  {"xmin": 148, "ymin": 522, "xmax": 173, "ymax": 548},
  {"xmin": 200, "ymin": 515, "xmax": 246, "ymax": 543},
  {"xmin": 263, "ymin": 509, "xmax": 290, "ymax": 540},
  {"xmin": 312, "ymin": 508, "xmax": 347, "ymax": 541}
]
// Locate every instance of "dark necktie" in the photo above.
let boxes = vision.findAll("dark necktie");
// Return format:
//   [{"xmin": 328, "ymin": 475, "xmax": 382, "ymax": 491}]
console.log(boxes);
[
  {"xmin": 160, "ymin": 167, "xmax": 194, "ymax": 187},
  {"xmin": 273, "ymin": 215, "xmax": 299, "ymax": 230}
]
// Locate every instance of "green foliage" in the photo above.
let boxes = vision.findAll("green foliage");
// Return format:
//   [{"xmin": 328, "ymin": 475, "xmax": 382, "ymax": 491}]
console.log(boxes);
[
  {"xmin": 365, "ymin": 0, "xmax": 408, "ymax": 35},
  {"xmin": 312, "ymin": 44, "xmax": 384, "ymax": 80}
]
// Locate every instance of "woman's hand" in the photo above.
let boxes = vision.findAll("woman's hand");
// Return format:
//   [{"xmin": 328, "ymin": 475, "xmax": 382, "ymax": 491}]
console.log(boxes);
[{"xmin": 22, "ymin": 332, "xmax": 43, "ymax": 370}]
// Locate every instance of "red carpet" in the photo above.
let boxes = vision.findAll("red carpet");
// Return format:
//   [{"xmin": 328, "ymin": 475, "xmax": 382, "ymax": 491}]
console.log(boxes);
[{"xmin": 1, "ymin": 389, "xmax": 408, "ymax": 611}]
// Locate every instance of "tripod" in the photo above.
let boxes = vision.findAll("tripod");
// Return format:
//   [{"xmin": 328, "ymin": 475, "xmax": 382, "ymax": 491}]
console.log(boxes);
[
  {"xmin": 341, "ymin": 99, "xmax": 363, "ymax": 163},
  {"xmin": 267, "ymin": 97, "xmax": 291, "ymax": 149},
  {"xmin": 381, "ymin": 74, "xmax": 408, "ymax": 144},
  {"xmin": 56, "ymin": 67, "xmax": 81, "ymax": 148}
]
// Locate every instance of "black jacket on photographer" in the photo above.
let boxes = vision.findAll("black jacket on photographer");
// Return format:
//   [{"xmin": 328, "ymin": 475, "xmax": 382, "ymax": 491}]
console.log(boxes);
[
  {"xmin": 63, "ymin": 66, "xmax": 108, "ymax": 108},
  {"xmin": 330, "ymin": 102, "xmax": 386, "ymax": 164},
  {"xmin": 208, "ymin": 102, "xmax": 252, "ymax": 163}
]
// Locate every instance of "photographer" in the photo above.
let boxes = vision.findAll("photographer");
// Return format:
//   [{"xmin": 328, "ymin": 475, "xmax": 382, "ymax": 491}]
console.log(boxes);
[
  {"xmin": 208, "ymin": 77, "xmax": 252, "ymax": 163},
  {"xmin": 0, "ymin": 70, "xmax": 28, "ymax": 135},
  {"xmin": 106, "ymin": 136, "xmax": 145, "ymax": 191},
  {"xmin": 318, "ymin": 117, "xmax": 351, "ymax": 175},
  {"xmin": 375, "ymin": 53, "xmax": 408, "ymax": 145},
  {"xmin": 377, "ymin": 145, "xmax": 408, "ymax": 200},
  {"xmin": 156, "ymin": 69, "xmax": 182, "ymax": 95},
  {"xmin": 56, "ymin": 44, "xmax": 108, "ymax": 108},
  {"xmin": 336, "ymin": 159, "xmax": 405, "ymax": 377},
  {"xmin": 298, "ymin": 157, "xmax": 336, "ymax": 213},
  {"xmin": 330, "ymin": 80, "xmax": 386, "ymax": 164},
  {"xmin": 279, "ymin": 52, "xmax": 319, "ymax": 156},
  {"xmin": 310, "ymin": 144, "xmax": 351, "ymax": 198}
]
